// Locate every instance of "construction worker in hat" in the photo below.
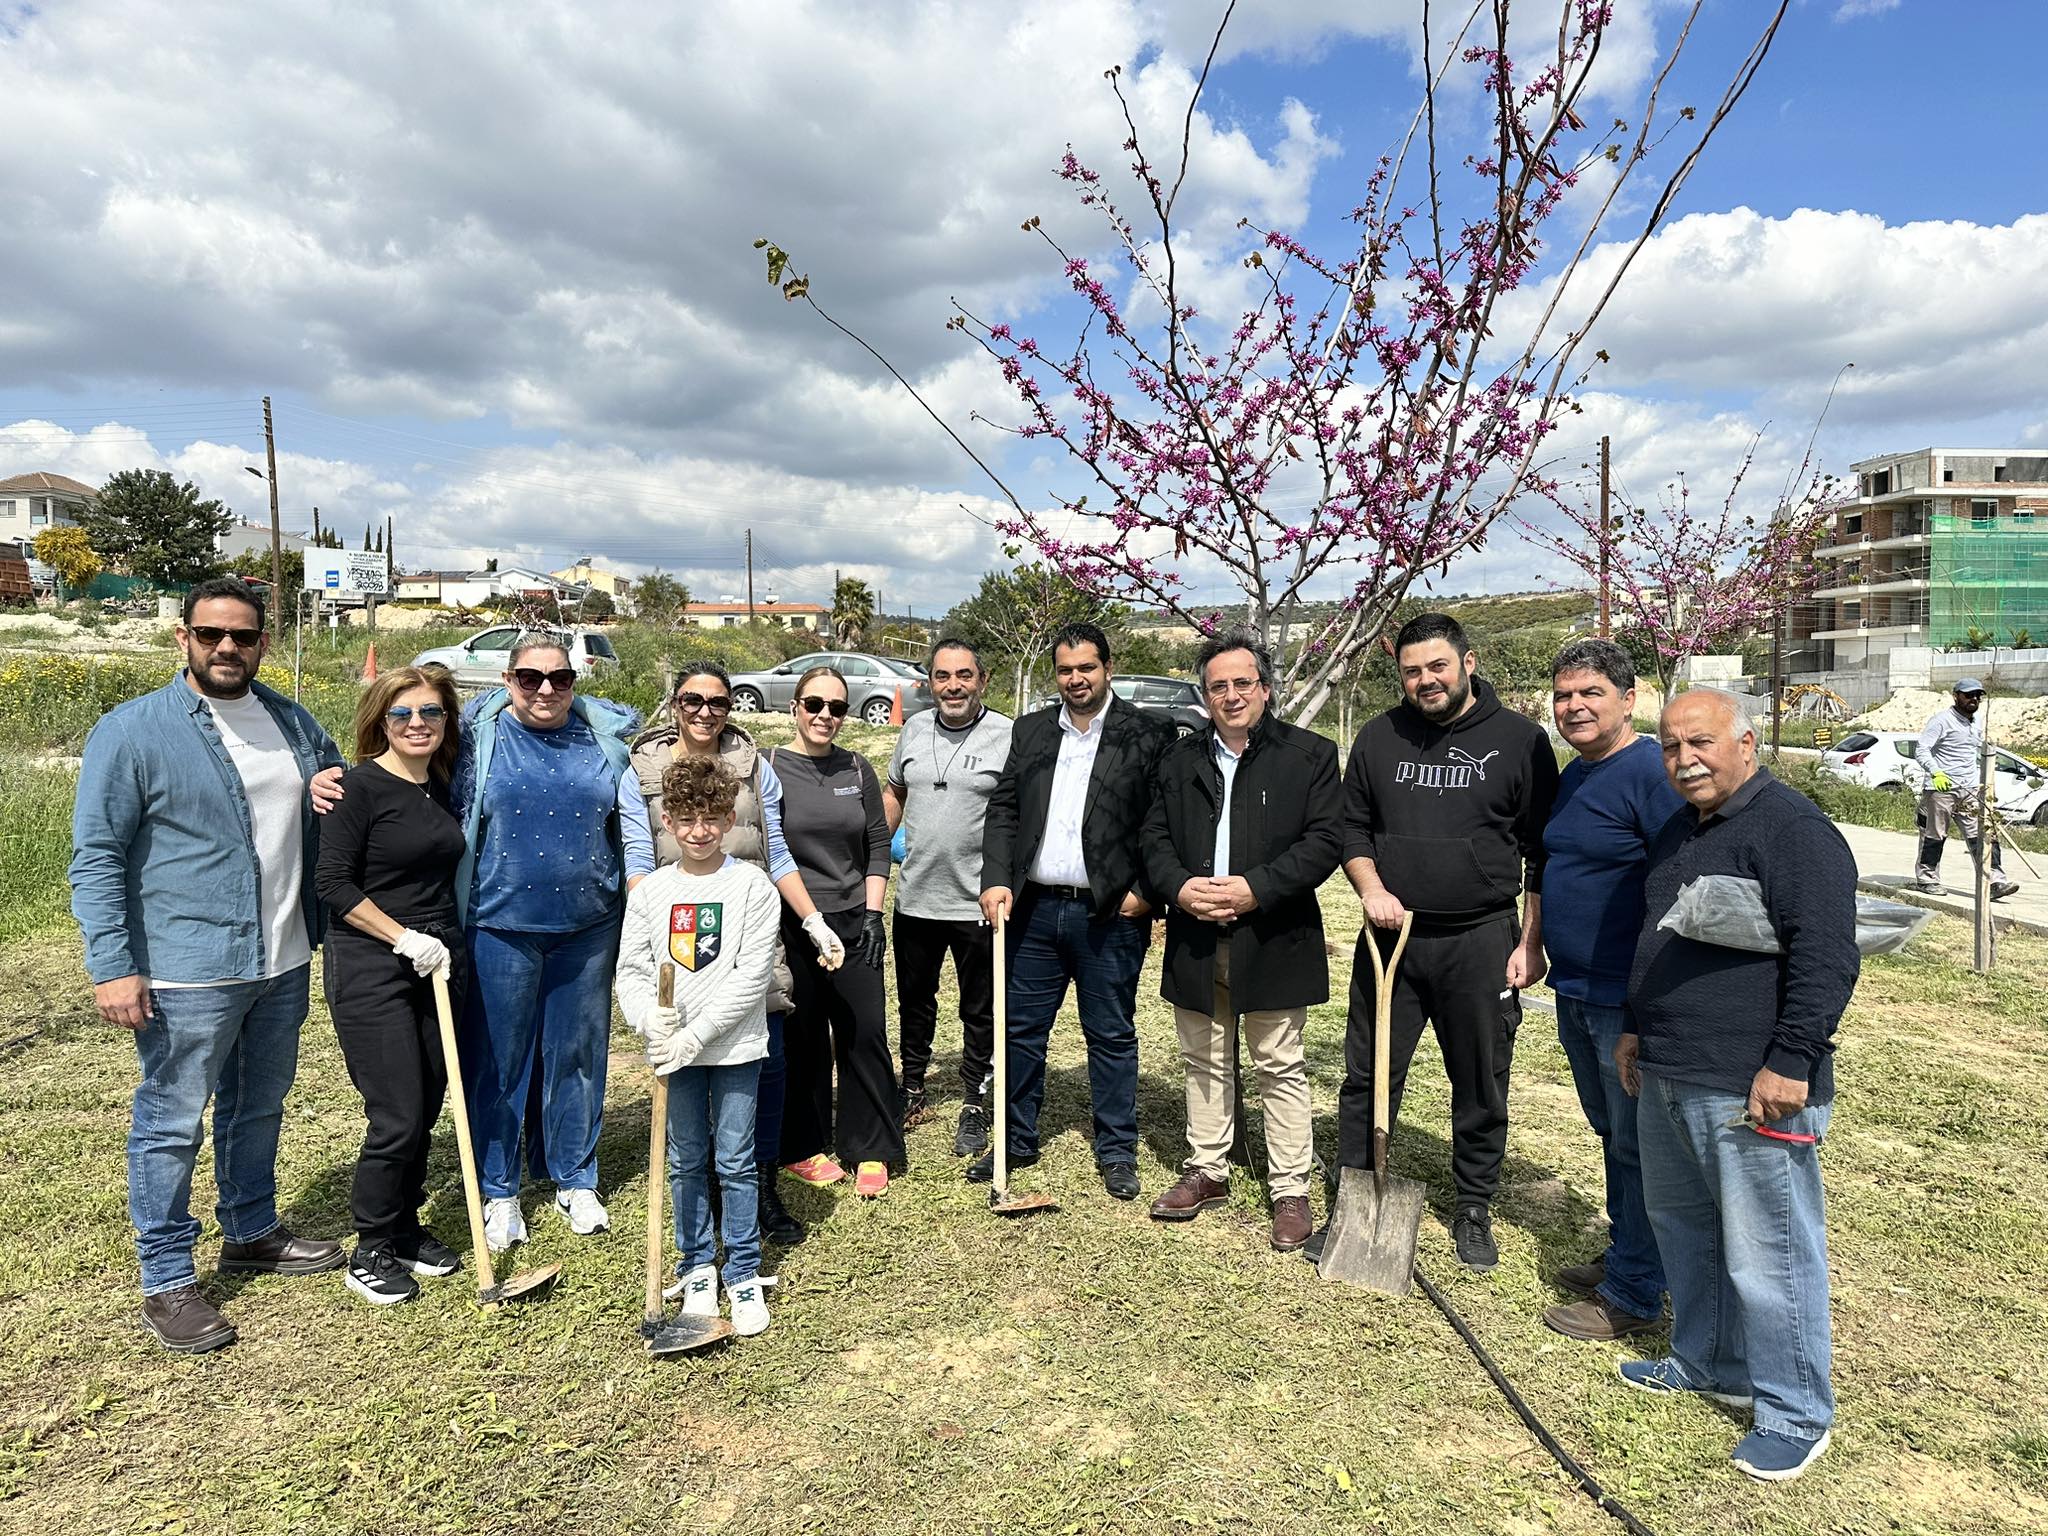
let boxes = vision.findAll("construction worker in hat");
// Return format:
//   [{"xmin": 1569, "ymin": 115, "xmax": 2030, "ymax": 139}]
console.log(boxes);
[{"xmin": 1914, "ymin": 678, "xmax": 2019, "ymax": 900}]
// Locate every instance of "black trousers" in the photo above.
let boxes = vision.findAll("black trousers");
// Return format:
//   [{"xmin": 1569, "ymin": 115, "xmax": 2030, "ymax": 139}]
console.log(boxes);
[
  {"xmin": 325, "ymin": 919, "xmax": 464, "ymax": 1246},
  {"xmin": 893, "ymin": 911, "xmax": 995, "ymax": 1100},
  {"xmin": 1337, "ymin": 914, "xmax": 1519, "ymax": 1206},
  {"xmin": 779, "ymin": 908, "xmax": 905, "ymax": 1168}
]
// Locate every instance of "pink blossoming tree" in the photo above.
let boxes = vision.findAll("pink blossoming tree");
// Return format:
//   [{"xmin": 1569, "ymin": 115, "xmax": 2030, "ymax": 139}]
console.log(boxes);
[{"xmin": 759, "ymin": 0, "xmax": 1791, "ymax": 723}]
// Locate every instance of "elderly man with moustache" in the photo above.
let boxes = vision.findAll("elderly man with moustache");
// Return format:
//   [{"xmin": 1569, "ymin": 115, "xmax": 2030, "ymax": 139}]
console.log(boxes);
[
  {"xmin": 1618, "ymin": 688, "xmax": 1859, "ymax": 1483},
  {"xmin": 1139, "ymin": 630, "xmax": 1342, "ymax": 1250},
  {"xmin": 1538, "ymin": 639, "xmax": 1683, "ymax": 1341},
  {"xmin": 883, "ymin": 637, "xmax": 1013, "ymax": 1157}
]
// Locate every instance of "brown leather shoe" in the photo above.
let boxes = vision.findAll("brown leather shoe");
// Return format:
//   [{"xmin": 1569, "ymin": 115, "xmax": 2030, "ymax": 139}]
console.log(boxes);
[
  {"xmin": 1269, "ymin": 1195, "xmax": 1313, "ymax": 1252},
  {"xmin": 218, "ymin": 1227, "xmax": 346, "ymax": 1275},
  {"xmin": 1148, "ymin": 1170, "xmax": 1229, "ymax": 1221},
  {"xmin": 1543, "ymin": 1297, "xmax": 1662, "ymax": 1342},
  {"xmin": 1554, "ymin": 1259, "xmax": 1605, "ymax": 1299},
  {"xmin": 141, "ymin": 1284, "xmax": 237, "ymax": 1353}
]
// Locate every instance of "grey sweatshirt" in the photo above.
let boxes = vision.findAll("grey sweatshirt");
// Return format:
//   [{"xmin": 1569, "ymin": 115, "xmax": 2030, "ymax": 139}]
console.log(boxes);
[{"xmin": 615, "ymin": 856, "xmax": 780, "ymax": 1067}]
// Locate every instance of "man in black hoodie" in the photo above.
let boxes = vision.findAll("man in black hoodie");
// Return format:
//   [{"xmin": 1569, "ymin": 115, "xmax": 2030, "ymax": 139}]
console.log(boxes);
[{"xmin": 1311, "ymin": 613, "xmax": 1558, "ymax": 1273}]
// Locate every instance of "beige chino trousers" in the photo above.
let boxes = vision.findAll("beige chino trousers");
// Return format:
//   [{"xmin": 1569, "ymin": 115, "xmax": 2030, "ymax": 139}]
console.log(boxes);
[{"xmin": 1172, "ymin": 946, "xmax": 1313, "ymax": 1198}]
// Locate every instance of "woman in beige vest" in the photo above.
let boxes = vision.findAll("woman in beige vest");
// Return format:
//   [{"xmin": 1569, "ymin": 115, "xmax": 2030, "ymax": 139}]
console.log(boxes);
[{"xmin": 631, "ymin": 660, "xmax": 844, "ymax": 1248}]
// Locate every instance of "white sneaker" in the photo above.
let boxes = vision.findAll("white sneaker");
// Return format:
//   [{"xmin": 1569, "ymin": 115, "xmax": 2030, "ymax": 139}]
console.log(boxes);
[
  {"xmin": 555, "ymin": 1188, "xmax": 609, "ymax": 1235},
  {"xmin": 727, "ymin": 1276, "xmax": 770, "ymax": 1337},
  {"xmin": 664, "ymin": 1262, "xmax": 719, "ymax": 1314},
  {"xmin": 482, "ymin": 1197, "xmax": 526, "ymax": 1254}
]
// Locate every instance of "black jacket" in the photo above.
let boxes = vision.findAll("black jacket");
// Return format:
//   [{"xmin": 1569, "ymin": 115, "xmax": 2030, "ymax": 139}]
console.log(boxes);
[
  {"xmin": 1142, "ymin": 714, "xmax": 1344, "ymax": 1012},
  {"xmin": 1340, "ymin": 676, "xmax": 1559, "ymax": 927},
  {"xmin": 982, "ymin": 694, "xmax": 1176, "ymax": 919}
]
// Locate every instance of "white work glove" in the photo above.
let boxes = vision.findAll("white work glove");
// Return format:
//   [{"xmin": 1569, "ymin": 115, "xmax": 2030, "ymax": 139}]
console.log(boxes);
[
  {"xmin": 647, "ymin": 1026, "xmax": 703, "ymax": 1077},
  {"xmin": 392, "ymin": 928, "xmax": 450, "ymax": 979},
  {"xmin": 801, "ymin": 911, "xmax": 846, "ymax": 972},
  {"xmin": 639, "ymin": 1004, "xmax": 683, "ymax": 1041}
]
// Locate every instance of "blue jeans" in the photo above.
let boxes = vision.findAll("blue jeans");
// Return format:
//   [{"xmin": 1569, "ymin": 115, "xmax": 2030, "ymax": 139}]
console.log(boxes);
[
  {"xmin": 1637, "ymin": 1072, "xmax": 1836, "ymax": 1439},
  {"xmin": 1556, "ymin": 997, "xmax": 1666, "ymax": 1318},
  {"xmin": 667, "ymin": 1060, "xmax": 763, "ymax": 1287},
  {"xmin": 754, "ymin": 1011, "xmax": 786, "ymax": 1171},
  {"xmin": 128, "ymin": 966, "xmax": 310, "ymax": 1295},
  {"xmin": 1003, "ymin": 891, "xmax": 1147, "ymax": 1165},
  {"xmin": 461, "ymin": 918, "xmax": 620, "ymax": 1200}
]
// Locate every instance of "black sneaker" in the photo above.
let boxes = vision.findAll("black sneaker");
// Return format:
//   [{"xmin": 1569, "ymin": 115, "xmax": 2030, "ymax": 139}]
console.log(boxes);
[
  {"xmin": 1452, "ymin": 1204, "xmax": 1499, "ymax": 1274},
  {"xmin": 345, "ymin": 1243, "xmax": 421, "ymax": 1306},
  {"xmin": 965, "ymin": 1147, "xmax": 1038, "ymax": 1184},
  {"xmin": 953, "ymin": 1102, "xmax": 991, "ymax": 1159},
  {"xmin": 759, "ymin": 1179, "xmax": 807, "ymax": 1248},
  {"xmin": 392, "ymin": 1229, "xmax": 461, "ymax": 1278}
]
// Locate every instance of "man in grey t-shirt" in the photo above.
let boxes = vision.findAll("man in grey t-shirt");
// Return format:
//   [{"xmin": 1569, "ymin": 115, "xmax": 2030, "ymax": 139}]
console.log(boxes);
[
  {"xmin": 883, "ymin": 638, "xmax": 1013, "ymax": 1155},
  {"xmin": 1915, "ymin": 678, "xmax": 2017, "ymax": 899}
]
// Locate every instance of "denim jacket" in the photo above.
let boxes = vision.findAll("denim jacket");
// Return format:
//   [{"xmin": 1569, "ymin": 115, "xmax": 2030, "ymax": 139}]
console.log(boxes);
[{"xmin": 69, "ymin": 672, "xmax": 344, "ymax": 984}]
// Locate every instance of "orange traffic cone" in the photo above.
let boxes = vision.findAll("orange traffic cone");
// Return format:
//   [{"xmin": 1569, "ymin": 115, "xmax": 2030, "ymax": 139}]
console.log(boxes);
[
  {"xmin": 889, "ymin": 685, "xmax": 903, "ymax": 726},
  {"xmin": 363, "ymin": 642, "xmax": 378, "ymax": 682}
]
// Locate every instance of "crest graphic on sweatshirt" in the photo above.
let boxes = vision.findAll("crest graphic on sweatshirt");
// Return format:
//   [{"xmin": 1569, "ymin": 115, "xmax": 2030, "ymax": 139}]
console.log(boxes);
[{"xmin": 669, "ymin": 902, "xmax": 724, "ymax": 972}]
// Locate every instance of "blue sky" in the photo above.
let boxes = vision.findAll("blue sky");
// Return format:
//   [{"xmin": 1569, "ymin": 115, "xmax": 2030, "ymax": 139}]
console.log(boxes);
[{"xmin": 2, "ymin": 0, "xmax": 2043, "ymax": 614}]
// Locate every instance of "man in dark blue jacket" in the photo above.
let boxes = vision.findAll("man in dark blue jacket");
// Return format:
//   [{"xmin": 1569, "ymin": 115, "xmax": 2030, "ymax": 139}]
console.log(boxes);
[{"xmin": 1618, "ymin": 687, "xmax": 1858, "ymax": 1484}]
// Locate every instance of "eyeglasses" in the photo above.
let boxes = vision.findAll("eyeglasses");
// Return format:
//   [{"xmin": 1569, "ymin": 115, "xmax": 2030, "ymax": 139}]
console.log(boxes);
[
  {"xmin": 385, "ymin": 704, "xmax": 448, "ymax": 726},
  {"xmin": 510, "ymin": 668, "xmax": 577, "ymax": 693},
  {"xmin": 798, "ymin": 695, "xmax": 849, "ymax": 718},
  {"xmin": 676, "ymin": 693, "xmax": 732, "ymax": 716},
  {"xmin": 1204, "ymin": 677, "xmax": 1263, "ymax": 699},
  {"xmin": 188, "ymin": 625, "xmax": 264, "ymax": 649}
]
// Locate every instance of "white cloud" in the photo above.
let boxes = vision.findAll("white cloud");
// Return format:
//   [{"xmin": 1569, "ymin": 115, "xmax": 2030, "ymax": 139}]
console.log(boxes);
[{"xmin": 1834, "ymin": 0, "xmax": 1901, "ymax": 21}]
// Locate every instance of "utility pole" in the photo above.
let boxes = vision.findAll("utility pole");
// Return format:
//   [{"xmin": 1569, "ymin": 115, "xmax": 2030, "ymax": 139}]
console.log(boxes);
[
  {"xmin": 262, "ymin": 397, "xmax": 283, "ymax": 639},
  {"xmin": 833, "ymin": 567, "xmax": 841, "ymax": 644},
  {"xmin": 1975, "ymin": 697, "xmax": 1996, "ymax": 973},
  {"xmin": 746, "ymin": 529, "xmax": 755, "ymax": 621},
  {"xmin": 1597, "ymin": 434, "xmax": 1611, "ymax": 639}
]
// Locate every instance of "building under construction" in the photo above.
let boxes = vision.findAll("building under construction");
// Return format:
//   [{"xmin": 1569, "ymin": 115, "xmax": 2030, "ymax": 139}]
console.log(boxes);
[{"xmin": 1796, "ymin": 448, "xmax": 2048, "ymax": 670}]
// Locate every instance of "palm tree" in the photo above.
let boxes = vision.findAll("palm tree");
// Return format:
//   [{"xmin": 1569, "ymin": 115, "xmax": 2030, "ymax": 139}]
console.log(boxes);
[{"xmin": 833, "ymin": 577, "xmax": 874, "ymax": 646}]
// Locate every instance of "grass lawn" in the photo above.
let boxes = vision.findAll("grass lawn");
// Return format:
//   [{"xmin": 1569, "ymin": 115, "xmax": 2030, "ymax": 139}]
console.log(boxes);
[{"xmin": 3, "ymin": 875, "xmax": 2047, "ymax": 1536}]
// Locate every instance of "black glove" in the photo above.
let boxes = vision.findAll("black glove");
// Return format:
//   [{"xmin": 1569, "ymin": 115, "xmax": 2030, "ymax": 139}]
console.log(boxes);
[{"xmin": 857, "ymin": 910, "xmax": 887, "ymax": 969}]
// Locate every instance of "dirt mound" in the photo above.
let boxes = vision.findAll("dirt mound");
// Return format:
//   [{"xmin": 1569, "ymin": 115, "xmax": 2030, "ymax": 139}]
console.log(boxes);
[{"xmin": 1852, "ymin": 687, "xmax": 2048, "ymax": 751}]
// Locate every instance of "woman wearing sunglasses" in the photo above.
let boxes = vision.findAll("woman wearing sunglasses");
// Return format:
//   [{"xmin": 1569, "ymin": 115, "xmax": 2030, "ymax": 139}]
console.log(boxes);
[
  {"xmin": 448, "ymin": 634, "xmax": 654, "ymax": 1253},
  {"xmin": 313, "ymin": 665, "xmax": 469, "ymax": 1305},
  {"xmin": 629, "ymin": 660, "xmax": 847, "ymax": 1248},
  {"xmin": 771, "ymin": 665, "xmax": 903, "ymax": 1197}
]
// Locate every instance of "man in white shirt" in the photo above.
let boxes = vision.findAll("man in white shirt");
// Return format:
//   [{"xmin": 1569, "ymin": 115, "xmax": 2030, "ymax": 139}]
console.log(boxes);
[
  {"xmin": 975, "ymin": 623, "xmax": 1175, "ymax": 1200},
  {"xmin": 70, "ymin": 578, "xmax": 347, "ymax": 1353},
  {"xmin": 1914, "ymin": 678, "xmax": 2018, "ymax": 899}
]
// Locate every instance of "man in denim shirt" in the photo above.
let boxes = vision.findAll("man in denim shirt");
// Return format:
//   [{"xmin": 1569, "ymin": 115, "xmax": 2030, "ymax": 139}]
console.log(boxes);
[{"xmin": 70, "ymin": 578, "xmax": 347, "ymax": 1352}]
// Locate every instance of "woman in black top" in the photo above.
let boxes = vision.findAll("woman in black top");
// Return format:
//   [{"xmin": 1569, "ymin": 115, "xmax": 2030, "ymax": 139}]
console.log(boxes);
[
  {"xmin": 314, "ymin": 664, "xmax": 469, "ymax": 1305},
  {"xmin": 771, "ymin": 665, "xmax": 903, "ymax": 1195}
]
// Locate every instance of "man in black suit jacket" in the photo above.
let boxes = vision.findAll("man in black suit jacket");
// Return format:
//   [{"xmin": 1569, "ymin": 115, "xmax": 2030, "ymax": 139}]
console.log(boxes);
[{"xmin": 975, "ymin": 621, "xmax": 1176, "ymax": 1199}]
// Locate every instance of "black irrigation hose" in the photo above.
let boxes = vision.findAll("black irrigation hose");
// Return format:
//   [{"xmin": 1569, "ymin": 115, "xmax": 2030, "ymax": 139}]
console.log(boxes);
[{"xmin": 1413, "ymin": 1265, "xmax": 1662, "ymax": 1536}]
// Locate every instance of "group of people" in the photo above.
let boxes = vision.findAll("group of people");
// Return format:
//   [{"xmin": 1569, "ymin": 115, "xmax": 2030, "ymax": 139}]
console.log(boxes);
[{"xmin": 71, "ymin": 578, "xmax": 1861, "ymax": 1485}]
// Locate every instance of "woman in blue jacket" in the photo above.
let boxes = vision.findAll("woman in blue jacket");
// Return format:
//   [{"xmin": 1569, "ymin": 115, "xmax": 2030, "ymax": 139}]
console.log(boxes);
[{"xmin": 449, "ymin": 633, "xmax": 653, "ymax": 1252}]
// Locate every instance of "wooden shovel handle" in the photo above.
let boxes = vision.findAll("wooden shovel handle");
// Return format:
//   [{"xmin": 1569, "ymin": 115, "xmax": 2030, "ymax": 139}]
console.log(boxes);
[
  {"xmin": 645, "ymin": 963, "xmax": 675, "ymax": 1323},
  {"xmin": 431, "ymin": 969, "xmax": 498, "ymax": 1298},
  {"xmin": 992, "ymin": 907, "xmax": 1007, "ymax": 1195},
  {"xmin": 1367, "ymin": 912, "xmax": 1413, "ymax": 1159}
]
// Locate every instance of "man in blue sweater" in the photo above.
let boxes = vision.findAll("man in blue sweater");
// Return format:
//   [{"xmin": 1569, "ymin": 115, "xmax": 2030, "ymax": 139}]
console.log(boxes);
[
  {"xmin": 1538, "ymin": 639, "xmax": 1681, "ymax": 1342},
  {"xmin": 1619, "ymin": 688, "xmax": 1859, "ymax": 1484}
]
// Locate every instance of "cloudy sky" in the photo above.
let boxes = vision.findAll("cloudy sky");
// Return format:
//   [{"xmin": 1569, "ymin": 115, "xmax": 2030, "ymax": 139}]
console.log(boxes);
[{"xmin": 3, "ymin": 0, "xmax": 2043, "ymax": 616}]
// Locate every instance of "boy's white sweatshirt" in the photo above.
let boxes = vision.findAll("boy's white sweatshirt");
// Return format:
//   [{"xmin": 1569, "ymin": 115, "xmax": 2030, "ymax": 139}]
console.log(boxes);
[{"xmin": 615, "ymin": 856, "xmax": 780, "ymax": 1067}]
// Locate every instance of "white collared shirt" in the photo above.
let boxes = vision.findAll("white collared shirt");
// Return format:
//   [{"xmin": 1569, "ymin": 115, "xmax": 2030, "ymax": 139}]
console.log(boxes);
[
  {"xmin": 1211, "ymin": 731, "xmax": 1244, "ymax": 877},
  {"xmin": 1028, "ymin": 705, "xmax": 1106, "ymax": 887}
]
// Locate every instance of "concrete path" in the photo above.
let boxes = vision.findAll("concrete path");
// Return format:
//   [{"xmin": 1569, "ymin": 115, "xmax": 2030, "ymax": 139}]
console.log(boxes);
[{"xmin": 1834, "ymin": 819, "xmax": 2048, "ymax": 936}]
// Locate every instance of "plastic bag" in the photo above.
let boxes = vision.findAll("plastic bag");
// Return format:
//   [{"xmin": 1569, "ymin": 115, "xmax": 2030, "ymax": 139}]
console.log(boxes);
[{"xmin": 1656, "ymin": 873, "xmax": 1932, "ymax": 957}]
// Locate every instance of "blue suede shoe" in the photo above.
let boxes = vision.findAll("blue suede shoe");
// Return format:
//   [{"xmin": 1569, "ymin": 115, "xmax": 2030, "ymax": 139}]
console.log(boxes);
[
  {"xmin": 1732, "ymin": 1427, "xmax": 1831, "ymax": 1482},
  {"xmin": 1616, "ymin": 1357, "xmax": 1753, "ymax": 1409}
]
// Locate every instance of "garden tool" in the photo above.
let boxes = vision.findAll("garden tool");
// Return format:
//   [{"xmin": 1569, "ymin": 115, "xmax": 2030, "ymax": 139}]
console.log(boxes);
[
  {"xmin": 988, "ymin": 906, "xmax": 1057, "ymax": 1216},
  {"xmin": 1318, "ymin": 911, "xmax": 1425, "ymax": 1297},
  {"xmin": 642, "ymin": 962, "xmax": 734, "ymax": 1355},
  {"xmin": 430, "ymin": 970, "xmax": 561, "ymax": 1306}
]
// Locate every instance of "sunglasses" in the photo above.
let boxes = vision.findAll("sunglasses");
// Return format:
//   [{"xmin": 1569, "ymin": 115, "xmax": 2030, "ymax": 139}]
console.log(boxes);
[
  {"xmin": 188, "ymin": 624, "xmax": 264, "ymax": 649},
  {"xmin": 385, "ymin": 704, "xmax": 448, "ymax": 726},
  {"xmin": 510, "ymin": 668, "xmax": 577, "ymax": 693},
  {"xmin": 798, "ymin": 695, "xmax": 849, "ymax": 718},
  {"xmin": 676, "ymin": 693, "xmax": 732, "ymax": 716}
]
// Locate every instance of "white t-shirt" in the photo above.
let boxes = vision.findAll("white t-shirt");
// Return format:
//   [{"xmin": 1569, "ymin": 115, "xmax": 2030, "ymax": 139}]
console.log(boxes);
[{"xmin": 157, "ymin": 690, "xmax": 312, "ymax": 987}]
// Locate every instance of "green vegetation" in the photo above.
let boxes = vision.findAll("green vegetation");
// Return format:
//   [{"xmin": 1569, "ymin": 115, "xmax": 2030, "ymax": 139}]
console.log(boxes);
[{"xmin": 0, "ymin": 760, "xmax": 77, "ymax": 941}]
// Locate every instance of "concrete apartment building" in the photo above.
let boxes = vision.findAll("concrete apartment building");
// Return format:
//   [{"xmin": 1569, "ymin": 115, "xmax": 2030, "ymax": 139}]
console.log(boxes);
[
  {"xmin": 0, "ymin": 472, "xmax": 93, "ymax": 537},
  {"xmin": 683, "ymin": 600, "xmax": 825, "ymax": 630},
  {"xmin": 1799, "ymin": 448, "xmax": 2048, "ymax": 669}
]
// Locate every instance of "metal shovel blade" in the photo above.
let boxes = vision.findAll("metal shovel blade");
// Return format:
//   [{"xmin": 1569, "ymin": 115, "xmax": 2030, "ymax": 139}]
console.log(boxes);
[
  {"xmin": 1317, "ymin": 1165, "xmax": 1425, "ymax": 1298},
  {"xmin": 479, "ymin": 1261, "xmax": 562, "ymax": 1306},
  {"xmin": 988, "ymin": 1187, "xmax": 1059, "ymax": 1217},
  {"xmin": 642, "ymin": 1311, "xmax": 736, "ymax": 1356}
]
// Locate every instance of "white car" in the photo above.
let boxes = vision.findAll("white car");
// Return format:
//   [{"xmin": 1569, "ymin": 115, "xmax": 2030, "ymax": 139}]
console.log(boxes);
[
  {"xmin": 1821, "ymin": 729, "xmax": 2048, "ymax": 823},
  {"xmin": 411, "ymin": 624, "xmax": 618, "ymax": 687}
]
